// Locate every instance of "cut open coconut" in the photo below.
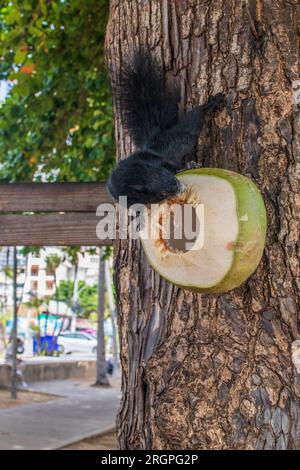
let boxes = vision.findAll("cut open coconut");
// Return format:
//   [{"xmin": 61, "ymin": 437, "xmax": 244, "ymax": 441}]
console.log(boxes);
[{"xmin": 139, "ymin": 168, "xmax": 267, "ymax": 294}]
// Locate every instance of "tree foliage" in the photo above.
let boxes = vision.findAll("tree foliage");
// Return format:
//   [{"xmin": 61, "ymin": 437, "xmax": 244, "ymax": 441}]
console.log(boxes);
[
  {"xmin": 0, "ymin": 0, "xmax": 114, "ymax": 182},
  {"xmin": 55, "ymin": 279, "xmax": 99, "ymax": 318}
]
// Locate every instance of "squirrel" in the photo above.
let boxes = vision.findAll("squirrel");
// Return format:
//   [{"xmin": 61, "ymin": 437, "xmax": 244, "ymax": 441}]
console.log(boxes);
[{"xmin": 107, "ymin": 51, "xmax": 224, "ymax": 207}]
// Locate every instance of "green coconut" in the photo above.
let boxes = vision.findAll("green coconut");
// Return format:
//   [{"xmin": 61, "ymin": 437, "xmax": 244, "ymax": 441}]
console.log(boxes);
[{"xmin": 139, "ymin": 168, "xmax": 267, "ymax": 294}]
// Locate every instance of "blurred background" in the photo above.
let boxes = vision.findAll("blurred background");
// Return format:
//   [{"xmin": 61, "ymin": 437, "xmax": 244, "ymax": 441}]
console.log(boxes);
[{"xmin": 0, "ymin": 0, "xmax": 120, "ymax": 450}]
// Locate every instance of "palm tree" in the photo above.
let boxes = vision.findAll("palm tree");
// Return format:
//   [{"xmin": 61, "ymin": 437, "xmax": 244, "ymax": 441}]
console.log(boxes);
[
  {"xmin": 26, "ymin": 296, "xmax": 44, "ymax": 355},
  {"xmin": 45, "ymin": 254, "xmax": 62, "ymax": 316},
  {"xmin": 61, "ymin": 247, "xmax": 84, "ymax": 331},
  {"xmin": 105, "ymin": 257, "xmax": 119, "ymax": 368},
  {"xmin": 94, "ymin": 248, "xmax": 110, "ymax": 387}
]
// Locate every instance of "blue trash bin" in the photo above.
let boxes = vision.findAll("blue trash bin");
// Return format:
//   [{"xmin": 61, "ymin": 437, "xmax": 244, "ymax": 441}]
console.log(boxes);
[{"xmin": 33, "ymin": 335, "xmax": 58, "ymax": 355}]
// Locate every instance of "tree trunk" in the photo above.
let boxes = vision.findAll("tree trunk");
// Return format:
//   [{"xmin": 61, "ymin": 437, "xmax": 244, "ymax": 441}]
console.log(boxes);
[
  {"xmin": 11, "ymin": 247, "xmax": 18, "ymax": 399},
  {"xmin": 105, "ymin": 258, "xmax": 119, "ymax": 368},
  {"xmin": 94, "ymin": 248, "xmax": 110, "ymax": 386},
  {"xmin": 105, "ymin": 0, "xmax": 300, "ymax": 450}
]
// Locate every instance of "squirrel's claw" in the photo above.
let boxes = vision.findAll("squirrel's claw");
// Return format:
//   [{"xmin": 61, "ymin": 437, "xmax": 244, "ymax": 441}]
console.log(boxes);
[{"xmin": 185, "ymin": 161, "xmax": 202, "ymax": 170}]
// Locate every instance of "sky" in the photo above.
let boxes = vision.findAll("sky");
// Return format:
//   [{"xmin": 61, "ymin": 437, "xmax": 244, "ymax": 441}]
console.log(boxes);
[{"xmin": 0, "ymin": 81, "xmax": 8, "ymax": 102}]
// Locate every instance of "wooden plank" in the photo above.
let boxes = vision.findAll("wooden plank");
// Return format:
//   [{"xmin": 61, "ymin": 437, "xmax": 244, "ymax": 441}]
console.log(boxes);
[
  {"xmin": 0, "ymin": 182, "xmax": 113, "ymax": 212},
  {"xmin": 0, "ymin": 213, "xmax": 114, "ymax": 246}
]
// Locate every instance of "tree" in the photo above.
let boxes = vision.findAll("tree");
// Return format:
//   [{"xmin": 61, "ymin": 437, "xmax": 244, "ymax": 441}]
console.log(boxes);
[
  {"xmin": 106, "ymin": 1, "xmax": 300, "ymax": 450},
  {"xmin": 55, "ymin": 280, "xmax": 74, "ymax": 307},
  {"xmin": 0, "ymin": 0, "xmax": 114, "ymax": 183},
  {"xmin": 61, "ymin": 247, "xmax": 84, "ymax": 330},
  {"xmin": 55, "ymin": 279, "xmax": 98, "ymax": 318},
  {"xmin": 94, "ymin": 248, "xmax": 109, "ymax": 387},
  {"xmin": 77, "ymin": 282, "xmax": 98, "ymax": 318},
  {"xmin": 105, "ymin": 257, "xmax": 119, "ymax": 368},
  {"xmin": 45, "ymin": 253, "xmax": 61, "ymax": 315},
  {"xmin": 26, "ymin": 295, "xmax": 44, "ymax": 355}
]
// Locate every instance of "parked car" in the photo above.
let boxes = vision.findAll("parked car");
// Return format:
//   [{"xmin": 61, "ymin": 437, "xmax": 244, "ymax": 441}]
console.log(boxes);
[
  {"xmin": 77, "ymin": 328, "xmax": 97, "ymax": 338},
  {"xmin": 57, "ymin": 331, "xmax": 97, "ymax": 355}
]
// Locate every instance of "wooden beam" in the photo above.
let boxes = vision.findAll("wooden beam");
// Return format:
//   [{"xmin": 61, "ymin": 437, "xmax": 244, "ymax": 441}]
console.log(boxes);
[
  {"xmin": 0, "ymin": 182, "xmax": 112, "ymax": 212},
  {"xmin": 0, "ymin": 213, "xmax": 113, "ymax": 246}
]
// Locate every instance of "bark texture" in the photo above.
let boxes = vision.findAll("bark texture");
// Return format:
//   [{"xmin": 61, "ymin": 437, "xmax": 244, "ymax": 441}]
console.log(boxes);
[{"xmin": 105, "ymin": 0, "xmax": 300, "ymax": 450}]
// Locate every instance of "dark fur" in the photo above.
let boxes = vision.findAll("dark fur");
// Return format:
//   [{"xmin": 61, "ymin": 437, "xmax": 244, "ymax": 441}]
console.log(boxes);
[{"xmin": 107, "ymin": 51, "xmax": 224, "ymax": 206}]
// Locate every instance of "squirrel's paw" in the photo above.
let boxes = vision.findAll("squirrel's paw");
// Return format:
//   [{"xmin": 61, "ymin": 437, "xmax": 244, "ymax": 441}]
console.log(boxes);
[{"xmin": 185, "ymin": 161, "xmax": 202, "ymax": 170}]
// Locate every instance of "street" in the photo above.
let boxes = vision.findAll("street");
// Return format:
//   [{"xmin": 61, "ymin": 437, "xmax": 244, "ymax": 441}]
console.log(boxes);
[{"xmin": 0, "ymin": 379, "xmax": 120, "ymax": 450}]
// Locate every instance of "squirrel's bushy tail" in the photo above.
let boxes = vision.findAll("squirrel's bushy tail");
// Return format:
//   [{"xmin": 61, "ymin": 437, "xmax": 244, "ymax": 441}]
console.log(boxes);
[{"xmin": 112, "ymin": 51, "xmax": 179, "ymax": 148}]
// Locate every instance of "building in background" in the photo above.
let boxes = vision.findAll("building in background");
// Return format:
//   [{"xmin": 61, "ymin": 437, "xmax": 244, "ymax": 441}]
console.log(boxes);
[
  {"xmin": 24, "ymin": 247, "xmax": 99, "ymax": 303},
  {"xmin": 0, "ymin": 249, "xmax": 26, "ymax": 314},
  {"xmin": 0, "ymin": 247, "xmax": 99, "ymax": 310}
]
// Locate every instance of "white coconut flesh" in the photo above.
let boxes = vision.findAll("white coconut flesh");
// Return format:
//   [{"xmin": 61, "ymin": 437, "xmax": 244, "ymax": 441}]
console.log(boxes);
[{"xmin": 139, "ymin": 169, "xmax": 266, "ymax": 292}]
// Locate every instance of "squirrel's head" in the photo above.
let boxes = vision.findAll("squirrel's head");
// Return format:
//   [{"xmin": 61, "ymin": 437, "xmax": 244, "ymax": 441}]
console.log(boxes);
[{"xmin": 107, "ymin": 152, "xmax": 182, "ymax": 207}]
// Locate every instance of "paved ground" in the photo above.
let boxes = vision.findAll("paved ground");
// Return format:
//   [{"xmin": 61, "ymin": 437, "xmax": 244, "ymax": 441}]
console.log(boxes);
[
  {"xmin": 0, "ymin": 379, "xmax": 121, "ymax": 450},
  {"xmin": 0, "ymin": 354, "xmax": 96, "ymax": 366},
  {"xmin": 62, "ymin": 430, "xmax": 117, "ymax": 450}
]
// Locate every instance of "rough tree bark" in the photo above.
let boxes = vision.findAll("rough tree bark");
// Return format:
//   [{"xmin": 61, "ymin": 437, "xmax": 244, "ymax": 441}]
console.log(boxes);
[{"xmin": 105, "ymin": 0, "xmax": 300, "ymax": 449}]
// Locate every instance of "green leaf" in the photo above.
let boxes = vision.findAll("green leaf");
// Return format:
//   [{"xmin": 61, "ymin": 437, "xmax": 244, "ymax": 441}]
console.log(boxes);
[
  {"xmin": 4, "ymin": 9, "xmax": 21, "ymax": 25},
  {"xmin": 84, "ymin": 136, "xmax": 95, "ymax": 148},
  {"xmin": 14, "ymin": 49, "xmax": 27, "ymax": 64},
  {"xmin": 39, "ymin": 96, "xmax": 53, "ymax": 112}
]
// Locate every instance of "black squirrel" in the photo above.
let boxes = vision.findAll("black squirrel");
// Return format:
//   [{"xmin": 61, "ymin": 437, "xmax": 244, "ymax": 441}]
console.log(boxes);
[{"xmin": 107, "ymin": 52, "xmax": 224, "ymax": 207}]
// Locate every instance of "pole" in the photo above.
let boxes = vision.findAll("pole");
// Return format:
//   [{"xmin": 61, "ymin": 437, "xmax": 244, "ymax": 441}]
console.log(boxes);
[
  {"xmin": 105, "ymin": 259, "xmax": 119, "ymax": 368},
  {"xmin": 71, "ymin": 264, "xmax": 78, "ymax": 332},
  {"xmin": 11, "ymin": 247, "xmax": 18, "ymax": 399}
]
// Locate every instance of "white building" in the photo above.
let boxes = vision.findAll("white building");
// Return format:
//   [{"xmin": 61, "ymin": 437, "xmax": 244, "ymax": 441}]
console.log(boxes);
[
  {"xmin": 0, "ymin": 247, "xmax": 99, "ymax": 310},
  {"xmin": 0, "ymin": 248, "xmax": 26, "ymax": 313}
]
